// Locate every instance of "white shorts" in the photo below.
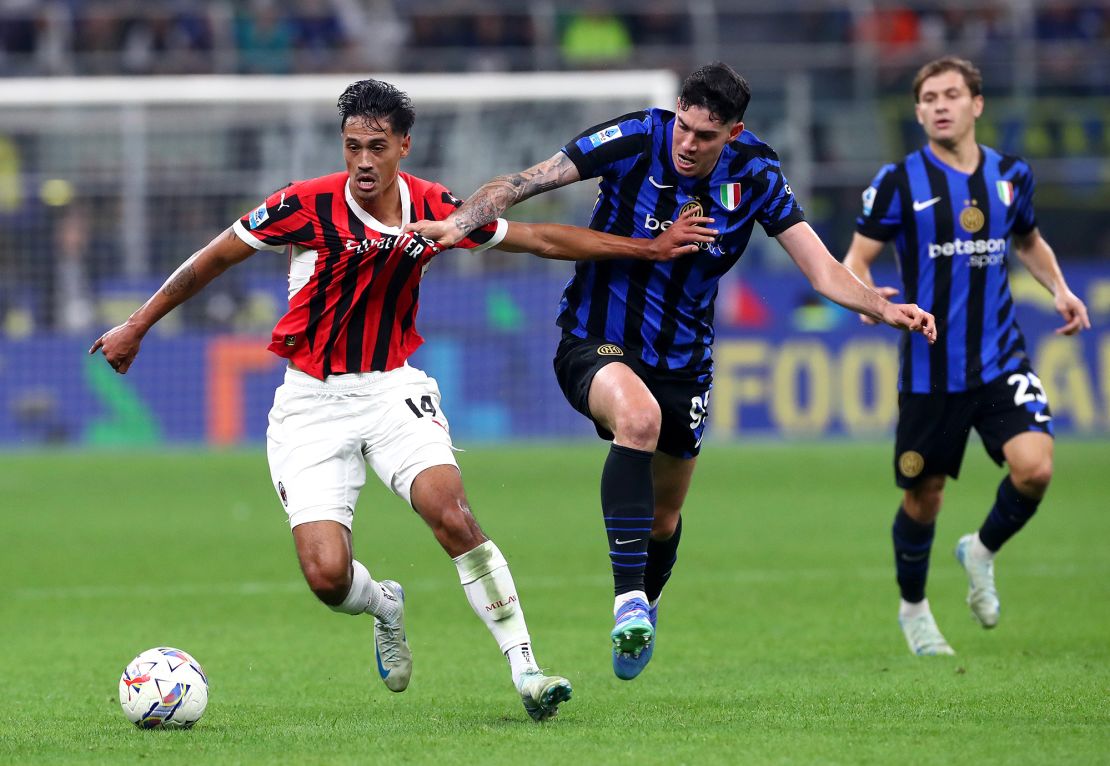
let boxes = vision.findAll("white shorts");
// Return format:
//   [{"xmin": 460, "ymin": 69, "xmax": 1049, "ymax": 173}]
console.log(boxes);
[{"xmin": 266, "ymin": 364, "xmax": 457, "ymax": 529}]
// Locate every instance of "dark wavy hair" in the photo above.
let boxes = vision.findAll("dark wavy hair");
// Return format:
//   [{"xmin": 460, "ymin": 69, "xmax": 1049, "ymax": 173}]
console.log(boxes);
[
  {"xmin": 679, "ymin": 62, "xmax": 751, "ymax": 124},
  {"xmin": 337, "ymin": 79, "xmax": 415, "ymax": 135}
]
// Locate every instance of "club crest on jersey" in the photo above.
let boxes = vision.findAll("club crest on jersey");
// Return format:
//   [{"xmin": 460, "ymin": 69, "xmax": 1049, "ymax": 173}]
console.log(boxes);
[
  {"xmin": 587, "ymin": 125, "xmax": 623, "ymax": 148},
  {"xmin": 679, "ymin": 198, "xmax": 704, "ymax": 218},
  {"xmin": 597, "ymin": 344, "xmax": 624, "ymax": 356},
  {"xmin": 959, "ymin": 202, "xmax": 984, "ymax": 233},
  {"xmin": 248, "ymin": 202, "xmax": 269, "ymax": 230},
  {"xmin": 996, "ymin": 180, "xmax": 1014, "ymax": 207},
  {"xmin": 718, "ymin": 182, "xmax": 742, "ymax": 211}
]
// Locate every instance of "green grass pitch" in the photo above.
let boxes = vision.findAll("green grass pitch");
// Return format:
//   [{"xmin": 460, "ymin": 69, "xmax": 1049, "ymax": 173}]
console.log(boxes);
[{"xmin": 2, "ymin": 441, "xmax": 1107, "ymax": 765}]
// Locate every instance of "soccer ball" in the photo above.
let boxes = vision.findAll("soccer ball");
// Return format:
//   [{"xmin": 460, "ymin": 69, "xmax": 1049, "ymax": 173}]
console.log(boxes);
[{"xmin": 119, "ymin": 647, "xmax": 209, "ymax": 729}]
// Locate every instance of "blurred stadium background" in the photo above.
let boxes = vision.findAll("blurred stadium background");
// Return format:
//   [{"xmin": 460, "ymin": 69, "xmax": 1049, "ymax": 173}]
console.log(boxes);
[{"xmin": 0, "ymin": 0, "xmax": 1107, "ymax": 447}]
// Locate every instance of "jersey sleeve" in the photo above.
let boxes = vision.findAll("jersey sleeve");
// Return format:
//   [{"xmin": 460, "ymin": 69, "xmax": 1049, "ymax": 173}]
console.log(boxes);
[
  {"xmin": 420, "ymin": 183, "xmax": 507, "ymax": 252},
  {"xmin": 755, "ymin": 155, "xmax": 806, "ymax": 237},
  {"xmin": 232, "ymin": 182, "xmax": 317, "ymax": 252},
  {"xmin": 560, "ymin": 111, "xmax": 653, "ymax": 180},
  {"xmin": 1011, "ymin": 162, "xmax": 1037, "ymax": 236},
  {"xmin": 855, "ymin": 164, "xmax": 902, "ymax": 241}
]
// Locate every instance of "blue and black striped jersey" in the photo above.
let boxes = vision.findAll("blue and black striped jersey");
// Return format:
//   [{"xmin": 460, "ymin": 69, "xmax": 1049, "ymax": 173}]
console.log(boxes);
[
  {"xmin": 557, "ymin": 108, "xmax": 804, "ymax": 373},
  {"xmin": 856, "ymin": 144, "xmax": 1038, "ymax": 394}
]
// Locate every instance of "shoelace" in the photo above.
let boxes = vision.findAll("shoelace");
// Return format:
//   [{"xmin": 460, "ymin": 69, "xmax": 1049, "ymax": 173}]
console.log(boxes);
[
  {"xmin": 616, "ymin": 602, "xmax": 650, "ymax": 625},
  {"xmin": 377, "ymin": 618, "xmax": 404, "ymax": 665}
]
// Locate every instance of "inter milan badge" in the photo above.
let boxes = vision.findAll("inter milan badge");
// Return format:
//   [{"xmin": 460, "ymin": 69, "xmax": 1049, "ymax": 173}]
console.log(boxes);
[
  {"xmin": 597, "ymin": 344, "xmax": 624, "ymax": 356},
  {"xmin": 959, "ymin": 202, "xmax": 984, "ymax": 233},
  {"xmin": 898, "ymin": 451, "xmax": 924, "ymax": 479},
  {"xmin": 278, "ymin": 481, "xmax": 289, "ymax": 507},
  {"xmin": 679, "ymin": 198, "xmax": 704, "ymax": 218}
]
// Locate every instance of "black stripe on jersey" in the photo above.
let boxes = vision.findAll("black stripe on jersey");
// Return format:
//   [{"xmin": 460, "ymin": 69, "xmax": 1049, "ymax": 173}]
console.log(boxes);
[
  {"xmin": 998, "ymin": 155, "xmax": 1018, "ymax": 175},
  {"xmin": 896, "ymin": 165, "xmax": 919, "ymax": 391},
  {"xmin": 647, "ymin": 166, "xmax": 684, "ymax": 361},
  {"xmin": 346, "ymin": 231, "xmax": 392, "ymax": 373},
  {"xmin": 611, "ymin": 156, "xmax": 655, "ymax": 347},
  {"xmin": 320, "ymin": 207, "xmax": 366, "ymax": 373},
  {"xmin": 964, "ymin": 165, "xmax": 990, "ymax": 388},
  {"xmin": 370, "ymin": 246, "xmax": 420, "ymax": 371},
  {"xmin": 339, "ymin": 207, "xmax": 369, "ymax": 373},
  {"xmin": 923, "ymin": 156, "xmax": 953, "ymax": 392},
  {"xmin": 304, "ymin": 193, "xmax": 342, "ymax": 375}
]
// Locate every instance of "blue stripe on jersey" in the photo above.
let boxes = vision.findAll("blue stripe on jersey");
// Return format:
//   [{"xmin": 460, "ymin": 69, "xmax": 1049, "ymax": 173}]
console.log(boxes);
[{"xmin": 904, "ymin": 152, "xmax": 936, "ymax": 393}]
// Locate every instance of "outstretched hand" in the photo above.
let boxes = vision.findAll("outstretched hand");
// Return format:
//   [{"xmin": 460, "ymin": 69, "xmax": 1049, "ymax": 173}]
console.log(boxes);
[
  {"xmin": 646, "ymin": 209, "xmax": 718, "ymax": 261},
  {"xmin": 404, "ymin": 218, "xmax": 463, "ymax": 249},
  {"xmin": 89, "ymin": 322, "xmax": 145, "ymax": 374},
  {"xmin": 1054, "ymin": 287, "xmax": 1090, "ymax": 335},
  {"xmin": 859, "ymin": 286, "xmax": 900, "ymax": 325},
  {"xmin": 881, "ymin": 302, "xmax": 937, "ymax": 344}
]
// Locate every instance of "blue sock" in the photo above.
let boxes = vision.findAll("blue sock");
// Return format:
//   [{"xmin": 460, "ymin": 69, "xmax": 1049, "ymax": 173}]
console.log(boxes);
[
  {"xmin": 978, "ymin": 476, "xmax": 1041, "ymax": 552},
  {"xmin": 892, "ymin": 505, "xmax": 934, "ymax": 603},
  {"xmin": 644, "ymin": 516, "xmax": 682, "ymax": 604},
  {"xmin": 601, "ymin": 444, "xmax": 654, "ymax": 597}
]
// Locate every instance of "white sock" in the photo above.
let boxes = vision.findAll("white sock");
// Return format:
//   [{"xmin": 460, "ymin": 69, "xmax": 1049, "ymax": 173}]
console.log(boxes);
[
  {"xmin": 971, "ymin": 533, "xmax": 995, "ymax": 560},
  {"xmin": 614, "ymin": 589, "xmax": 648, "ymax": 616},
  {"xmin": 329, "ymin": 559, "xmax": 399, "ymax": 623},
  {"xmin": 505, "ymin": 643, "xmax": 540, "ymax": 688},
  {"xmin": 454, "ymin": 540, "xmax": 535, "ymax": 664},
  {"xmin": 899, "ymin": 597, "xmax": 931, "ymax": 620}
]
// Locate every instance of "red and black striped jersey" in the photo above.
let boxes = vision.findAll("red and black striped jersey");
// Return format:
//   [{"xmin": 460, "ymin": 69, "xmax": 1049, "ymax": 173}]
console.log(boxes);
[{"xmin": 232, "ymin": 171, "xmax": 506, "ymax": 379}]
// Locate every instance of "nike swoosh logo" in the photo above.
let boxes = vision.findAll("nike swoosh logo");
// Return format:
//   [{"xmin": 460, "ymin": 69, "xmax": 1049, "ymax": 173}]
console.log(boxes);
[
  {"xmin": 614, "ymin": 538, "xmax": 642, "ymax": 545},
  {"xmin": 913, "ymin": 196, "xmax": 942, "ymax": 212},
  {"xmin": 375, "ymin": 645, "xmax": 390, "ymax": 679},
  {"xmin": 1034, "ymin": 412, "xmax": 1052, "ymax": 423},
  {"xmin": 648, "ymin": 176, "xmax": 673, "ymax": 189}
]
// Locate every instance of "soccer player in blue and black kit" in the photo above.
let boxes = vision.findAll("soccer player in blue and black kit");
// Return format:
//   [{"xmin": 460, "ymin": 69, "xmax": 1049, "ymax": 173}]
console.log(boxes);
[
  {"xmin": 410, "ymin": 62, "xmax": 937, "ymax": 680},
  {"xmin": 842, "ymin": 57, "xmax": 1090, "ymax": 656}
]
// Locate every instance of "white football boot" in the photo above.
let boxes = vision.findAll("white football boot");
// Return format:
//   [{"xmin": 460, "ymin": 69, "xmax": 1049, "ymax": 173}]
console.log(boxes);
[
  {"xmin": 955, "ymin": 533, "xmax": 1000, "ymax": 628},
  {"xmin": 373, "ymin": 580, "xmax": 412, "ymax": 692},
  {"xmin": 516, "ymin": 670, "xmax": 573, "ymax": 722},
  {"xmin": 899, "ymin": 610, "xmax": 956, "ymax": 656}
]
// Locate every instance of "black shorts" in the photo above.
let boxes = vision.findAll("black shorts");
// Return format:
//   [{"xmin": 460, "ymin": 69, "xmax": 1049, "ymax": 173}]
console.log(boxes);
[
  {"xmin": 553, "ymin": 335, "xmax": 712, "ymax": 459},
  {"xmin": 894, "ymin": 363, "xmax": 1054, "ymax": 488}
]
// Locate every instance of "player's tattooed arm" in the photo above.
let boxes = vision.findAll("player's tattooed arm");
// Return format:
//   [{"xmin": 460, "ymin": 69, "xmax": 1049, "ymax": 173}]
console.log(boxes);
[
  {"xmin": 408, "ymin": 153, "xmax": 581, "ymax": 248},
  {"xmin": 90, "ymin": 227, "xmax": 255, "ymax": 373}
]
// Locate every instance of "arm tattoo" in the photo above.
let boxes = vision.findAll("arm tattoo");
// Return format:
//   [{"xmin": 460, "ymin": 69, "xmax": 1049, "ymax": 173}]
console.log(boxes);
[
  {"xmin": 162, "ymin": 262, "xmax": 197, "ymax": 298},
  {"xmin": 452, "ymin": 153, "xmax": 577, "ymax": 235}
]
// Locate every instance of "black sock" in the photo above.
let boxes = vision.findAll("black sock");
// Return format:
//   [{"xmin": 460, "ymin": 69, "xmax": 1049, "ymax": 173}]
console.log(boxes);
[
  {"xmin": 978, "ymin": 476, "xmax": 1041, "ymax": 552},
  {"xmin": 644, "ymin": 516, "xmax": 682, "ymax": 604},
  {"xmin": 601, "ymin": 443, "xmax": 654, "ymax": 597},
  {"xmin": 892, "ymin": 505, "xmax": 934, "ymax": 603}
]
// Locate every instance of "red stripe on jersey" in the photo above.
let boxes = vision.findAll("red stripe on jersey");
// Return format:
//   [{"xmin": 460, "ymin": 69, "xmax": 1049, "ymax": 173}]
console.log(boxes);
[{"xmin": 238, "ymin": 171, "xmax": 496, "ymax": 379}]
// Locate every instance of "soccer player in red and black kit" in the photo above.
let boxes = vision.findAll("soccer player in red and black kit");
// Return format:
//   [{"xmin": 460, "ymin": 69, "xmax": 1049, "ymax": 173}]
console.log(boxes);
[{"xmin": 90, "ymin": 79, "xmax": 715, "ymax": 721}]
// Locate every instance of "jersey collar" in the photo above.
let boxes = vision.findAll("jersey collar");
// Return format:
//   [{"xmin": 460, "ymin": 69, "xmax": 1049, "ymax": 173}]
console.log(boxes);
[{"xmin": 344, "ymin": 173, "xmax": 411, "ymax": 234}]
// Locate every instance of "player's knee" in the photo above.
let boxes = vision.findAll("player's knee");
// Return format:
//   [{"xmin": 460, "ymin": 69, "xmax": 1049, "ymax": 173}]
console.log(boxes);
[
  {"xmin": 430, "ymin": 502, "xmax": 485, "ymax": 554},
  {"xmin": 612, "ymin": 404, "xmax": 661, "ymax": 449},
  {"xmin": 905, "ymin": 480, "xmax": 944, "ymax": 522},
  {"xmin": 1013, "ymin": 458, "xmax": 1053, "ymax": 498},
  {"xmin": 301, "ymin": 560, "xmax": 351, "ymax": 606}
]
